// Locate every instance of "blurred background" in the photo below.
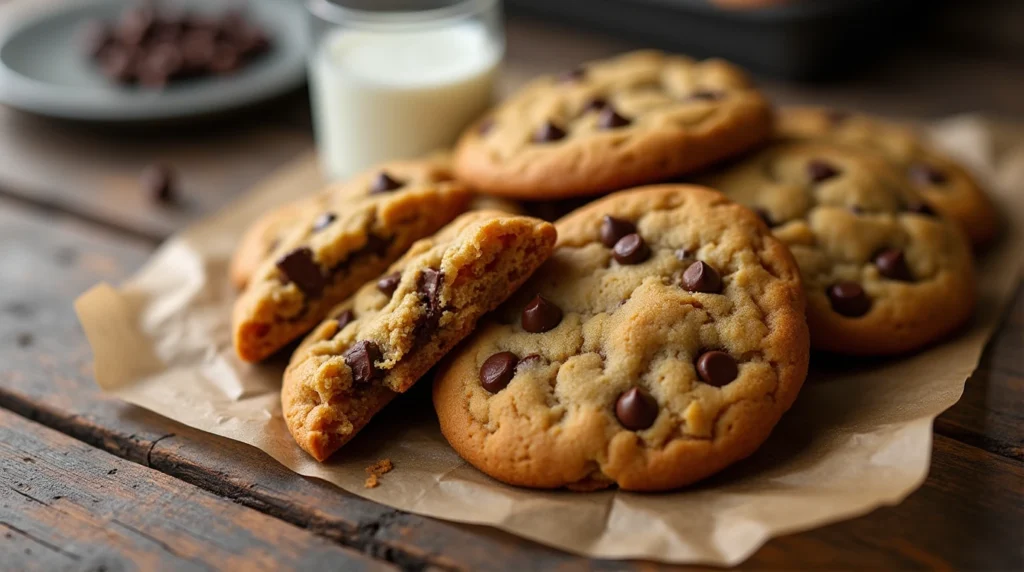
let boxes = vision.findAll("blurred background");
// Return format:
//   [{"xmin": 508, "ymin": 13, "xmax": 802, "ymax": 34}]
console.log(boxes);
[{"xmin": 0, "ymin": 0, "xmax": 1020, "ymax": 238}]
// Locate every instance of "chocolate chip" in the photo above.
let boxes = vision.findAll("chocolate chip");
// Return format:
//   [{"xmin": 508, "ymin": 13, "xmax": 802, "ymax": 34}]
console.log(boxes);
[
  {"xmin": 849, "ymin": 205, "xmax": 865, "ymax": 215},
  {"xmin": 695, "ymin": 351, "xmax": 738, "ymax": 387},
  {"xmin": 533, "ymin": 122, "xmax": 567, "ymax": 143},
  {"xmin": 360, "ymin": 234, "xmax": 391, "ymax": 258},
  {"xmin": 908, "ymin": 163, "xmax": 948, "ymax": 186},
  {"xmin": 906, "ymin": 201, "xmax": 936, "ymax": 216},
  {"xmin": 584, "ymin": 97, "xmax": 608, "ymax": 113},
  {"xmin": 312, "ymin": 212, "xmax": 336, "ymax": 232},
  {"xmin": 276, "ymin": 247, "xmax": 325, "ymax": 297},
  {"xmin": 478, "ymin": 118, "xmax": 495, "ymax": 136},
  {"xmin": 827, "ymin": 282, "xmax": 871, "ymax": 317},
  {"xmin": 687, "ymin": 89, "xmax": 723, "ymax": 101},
  {"xmin": 755, "ymin": 208, "xmax": 776, "ymax": 228},
  {"xmin": 370, "ymin": 171, "xmax": 404, "ymax": 193},
  {"xmin": 874, "ymin": 248, "xmax": 913, "ymax": 281},
  {"xmin": 100, "ymin": 47, "xmax": 138, "ymax": 84},
  {"xmin": 480, "ymin": 352, "xmax": 518, "ymax": 393},
  {"xmin": 414, "ymin": 268, "xmax": 444, "ymax": 343},
  {"xmin": 207, "ymin": 45, "xmax": 241, "ymax": 74},
  {"xmin": 615, "ymin": 387, "xmax": 658, "ymax": 430},
  {"xmin": 376, "ymin": 272, "xmax": 401, "ymax": 297},
  {"xmin": 674, "ymin": 248, "xmax": 692, "ymax": 262},
  {"xmin": 807, "ymin": 159, "xmax": 840, "ymax": 183},
  {"xmin": 599, "ymin": 215, "xmax": 636, "ymax": 248},
  {"xmin": 521, "ymin": 295, "xmax": 563, "ymax": 333},
  {"xmin": 82, "ymin": 21, "xmax": 114, "ymax": 58},
  {"xmin": 597, "ymin": 107, "xmax": 631, "ymax": 129},
  {"xmin": 343, "ymin": 341, "xmax": 382, "ymax": 384},
  {"xmin": 418, "ymin": 268, "xmax": 443, "ymax": 311},
  {"xmin": 558, "ymin": 67, "xmax": 586, "ymax": 83},
  {"xmin": 612, "ymin": 234, "xmax": 650, "ymax": 265},
  {"xmin": 141, "ymin": 164, "xmax": 175, "ymax": 203},
  {"xmin": 335, "ymin": 309, "xmax": 355, "ymax": 329},
  {"xmin": 681, "ymin": 261, "xmax": 722, "ymax": 294}
]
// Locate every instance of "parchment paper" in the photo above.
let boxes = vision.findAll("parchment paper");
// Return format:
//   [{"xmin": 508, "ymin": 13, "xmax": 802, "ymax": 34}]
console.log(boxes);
[{"xmin": 75, "ymin": 116, "xmax": 1024, "ymax": 566}]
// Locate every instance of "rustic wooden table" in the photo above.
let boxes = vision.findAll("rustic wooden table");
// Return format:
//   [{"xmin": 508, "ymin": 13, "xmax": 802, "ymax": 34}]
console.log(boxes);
[{"xmin": 1, "ymin": 9, "xmax": 1022, "ymax": 571}]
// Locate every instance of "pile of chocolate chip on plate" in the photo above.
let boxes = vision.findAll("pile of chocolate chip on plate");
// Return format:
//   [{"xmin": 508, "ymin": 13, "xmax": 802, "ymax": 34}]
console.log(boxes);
[{"xmin": 82, "ymin": 3, "xmax": 272, "ymax": 89}]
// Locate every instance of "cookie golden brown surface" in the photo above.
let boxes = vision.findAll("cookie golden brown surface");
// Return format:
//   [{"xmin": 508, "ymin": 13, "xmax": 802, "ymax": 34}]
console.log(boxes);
[
  {"xmin": 777, "ymin": 106, "xmax": 998, "ymax": 246},
  {"xmin": 284, "ymin": 211, "xmax": 557, "ymax": 461},
  {"xmin": 454, "ymin": 50, "xmax": 773, "ymax": 200},
  {"xmin": 700, "ymin": 141, "xmax": 976, "ymax": 355},
  {"xmin": 434, "ymin": 186, "xmax": 809, "ymax": 491}
]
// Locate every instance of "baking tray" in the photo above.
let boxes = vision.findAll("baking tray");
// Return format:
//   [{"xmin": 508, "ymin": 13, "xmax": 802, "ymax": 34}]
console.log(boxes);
[{"xmin": 506, "ymin": 0, "xmax": 920, "ymax": 80}]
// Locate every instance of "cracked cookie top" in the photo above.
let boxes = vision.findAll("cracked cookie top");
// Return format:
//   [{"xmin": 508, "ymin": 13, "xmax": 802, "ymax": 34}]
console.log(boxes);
[
  {"xmin": 700, "ymin": 141, "xmax": 976, "ymax": 356},
  {"xmin": 433, "ymin": 186, "xmax": 809, "ymax": 491},
  {"xmin": 453, "ymin": 50, "xmax": 773, "ymax": 200}
]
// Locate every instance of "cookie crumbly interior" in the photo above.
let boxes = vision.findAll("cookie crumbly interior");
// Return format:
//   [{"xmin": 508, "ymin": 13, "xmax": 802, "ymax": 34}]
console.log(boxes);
[
  {"xmin": 283, "ymin": 211, "xmax": 557, "ymax": 462},
  {"xmin": 232, "ymin": 176, "xmax": 471, "ymax": 362}
]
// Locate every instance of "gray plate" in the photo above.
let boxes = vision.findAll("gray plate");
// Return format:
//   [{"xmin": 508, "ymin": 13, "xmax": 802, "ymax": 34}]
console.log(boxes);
[{"xmin": 0, "ymin": 0, "xmax": 308, "ymax": 122}]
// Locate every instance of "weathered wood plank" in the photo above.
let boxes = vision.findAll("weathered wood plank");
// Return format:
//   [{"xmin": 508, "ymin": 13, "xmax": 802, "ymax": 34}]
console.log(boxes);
[
  {"xmin": 0, "ymin": 189, "xmax": 629, "ymax": 570},
  {"xmin": 0, "ymin": 102, "xmax": 313, "ymax": 242},
  {"xmin": 740, "ymin": 434, "xmax": 1024, "ymax": 570},
  {"xmin": 1, "ymin": 172, "xmax": 1022, "ymax": 569},
  {"xmin": 933, "ymin": 288, "xmax": 1024, "ymax": 460},
  {"xmin": 0, "ymin": 407, "xmax": 393, "ymax": 572}
]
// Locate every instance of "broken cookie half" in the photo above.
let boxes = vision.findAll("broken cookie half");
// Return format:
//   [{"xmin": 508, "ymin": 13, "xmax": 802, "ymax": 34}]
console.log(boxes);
[{"xmin": 282, "ymin": 210, "xmax": 557, "ymax": 462}]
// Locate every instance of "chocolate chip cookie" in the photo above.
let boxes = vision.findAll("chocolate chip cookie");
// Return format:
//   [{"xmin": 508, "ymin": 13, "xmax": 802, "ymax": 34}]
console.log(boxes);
[
  {"xmin": 433, "ymin": 186, "xmax": 809, "ymax": 491},
  {"xmin": 283, "ymin": 211, "xmax": 557, "ymax": 461},
  {"xmin": 699, "ymin": 141, "xmax": 976, "ymax": 355},
  {"xmin": 229, "ymin": 157, "xmax": 521, "ymax": 290},
  {"xmin": 233, "ymin": 169, "xmax": 472, "ymax": 362},
  {"xmin": 453, "ymin": 50, "xmax": 774, "ymax": 200},
  {"xmin": 229, "ymin": 156, "xmax": 460, "ymax": 290},
  {"xmin": 777, "ymin": 106, "xmax": 998, "ymax": 246}
]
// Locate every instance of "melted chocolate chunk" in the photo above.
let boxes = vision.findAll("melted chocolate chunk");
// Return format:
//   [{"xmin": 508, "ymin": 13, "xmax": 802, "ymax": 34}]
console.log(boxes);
[
  {"xmin": 334, "ymin": 309, "xmax": 355, "ymax": 330},
  {"xmin": 597, "ymin": 107, "xmax": 631, "ymax": 129},
  {"xmin": 534, "ymin": 122, "xmax": 567, "ymax": 143},
  {"xmin": 343, "ymin": 341, "xmax": 382, "ymax": 384},
  {"xmin": 376, "ymin": 272, "xmax": 401, "ymax": 297},
  {"xmin": 275, "ymin": 247, "xmax": 325, "ymax": 297},
  {"xmin": 370, "ymin": 171, "xmax": 404, "ymax": 194},
  {"xmin": 413, "ymin": 268, "xmax": 444, "ymax": 344}
]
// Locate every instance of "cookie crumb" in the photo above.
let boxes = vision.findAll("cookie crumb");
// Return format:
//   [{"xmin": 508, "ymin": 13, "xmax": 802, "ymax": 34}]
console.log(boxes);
[{"xmin": 364, "ymin": 458, "xmax": 393, "ymax": 488}]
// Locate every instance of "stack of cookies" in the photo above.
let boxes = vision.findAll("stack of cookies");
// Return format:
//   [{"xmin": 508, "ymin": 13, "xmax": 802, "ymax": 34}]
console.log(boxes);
[{"xmin": 230, "ymin": 50, "xmax": 994, "ymax": 492}]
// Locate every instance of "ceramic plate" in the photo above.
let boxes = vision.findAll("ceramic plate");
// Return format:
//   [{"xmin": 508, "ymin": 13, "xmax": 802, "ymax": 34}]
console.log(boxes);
[{"xmin": 0, "ymin": 0, "xmax": 308, "ymax": 122}]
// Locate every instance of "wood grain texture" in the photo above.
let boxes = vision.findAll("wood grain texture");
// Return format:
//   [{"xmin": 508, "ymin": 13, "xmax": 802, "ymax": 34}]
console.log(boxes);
[
  {"xmin": 0, "ymin": 407, "xmax": 392, "ymax": 572},
  {"xmin": 0, "ymin": 179, "xmax": 1022, "ymax": 569}
]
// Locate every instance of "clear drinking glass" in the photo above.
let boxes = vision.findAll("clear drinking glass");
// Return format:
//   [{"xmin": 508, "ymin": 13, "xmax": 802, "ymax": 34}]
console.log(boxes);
[{"xmin": 306, "ymin": 0, "xmax": 504, "ymax": 181}]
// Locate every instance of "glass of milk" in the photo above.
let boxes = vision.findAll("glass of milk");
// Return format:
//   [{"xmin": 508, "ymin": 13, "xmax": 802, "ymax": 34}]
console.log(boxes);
[{"xmin": 307, "ymin": 0, "xmax": 504, "ymax": 181}]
